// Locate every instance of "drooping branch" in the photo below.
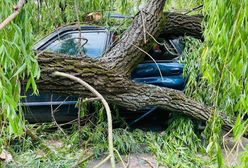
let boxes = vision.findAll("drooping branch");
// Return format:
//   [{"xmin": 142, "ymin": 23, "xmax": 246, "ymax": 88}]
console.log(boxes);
[
  {"xmin": 0, "ymin": 0, "xmax": 26, "ymax": 30},
  {"xmin": 53, "ymin": 71, "xmax": 115, "ymax": 168}
]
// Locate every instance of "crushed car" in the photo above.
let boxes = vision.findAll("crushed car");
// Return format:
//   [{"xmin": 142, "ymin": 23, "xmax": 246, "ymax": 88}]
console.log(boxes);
[{"xmin": 21, "ymin": 25, "xmax": 186, "ymax": 123}]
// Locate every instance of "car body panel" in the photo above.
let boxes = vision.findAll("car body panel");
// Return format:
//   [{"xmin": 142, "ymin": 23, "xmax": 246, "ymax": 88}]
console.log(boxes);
[
  {"xmin": 133, "ymin": 76, "xmax": 185, "ymax": 90},
  {"xmin": 132, "ymin": 62, "xmax": 184, "ymax": 77}
]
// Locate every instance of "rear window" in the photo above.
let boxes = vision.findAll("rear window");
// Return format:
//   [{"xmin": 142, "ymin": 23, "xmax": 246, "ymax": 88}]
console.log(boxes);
[{"xmin": 44, "ymin": 31, "xmax": 108, "ymax": 58}]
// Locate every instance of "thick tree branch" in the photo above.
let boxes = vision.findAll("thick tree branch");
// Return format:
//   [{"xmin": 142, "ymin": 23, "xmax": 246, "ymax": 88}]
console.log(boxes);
[
  {"xmin": 162, "ymin": 12, "xmax": 203, "ymax": 40},
  {"xmin": 101, "ymin": 11, "xmax": 204, "ymax": 76},
  {"xmin": 36, "ymin": 52, "xmax": 234, "ymax": 132},
  {"xmin": 0, "ymin": 0, "xmax": 26, "ymax": 30},
  {"xmin": 101, "ymin": 0, "xmax": 166, "ymax": 75}
]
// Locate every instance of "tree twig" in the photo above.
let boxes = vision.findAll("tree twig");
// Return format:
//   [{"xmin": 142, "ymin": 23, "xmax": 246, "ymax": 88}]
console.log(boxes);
[
  {"xmin": 141, "ymin": 157, "xmax": 155, "ymax": 168},
  {"xmin": 184, "ymin": 4, "xmax": 203, "ymax": 15},
  {"xmin": 131, "ymin": 44, "xmax": 164, "ymax": 82},
  {"xmin": 0, "ymin": 0, "xmax": 26, "ymax": 30},
  {"xmin": 93, "ymin": 155, "xmax": 111, "ymax": 168},
  {"xmin": 72, "ymin": 153, "xmax": 94, "ymax": 168},
  {"xmin": 146, "ymin": 31, "xmax": 180, "ymax": 56},
  {"xmin": 113, "ymin": 148, "xmax": 127, "ymax": 168},
  {"xmin": 50, "ymin": 94, "xmax": 67, "ymax": 135},
  {"xmin": 53, "ymin": 71, "xmax": 115, "ymax": 168},
  {"xmin": 77, "ymin": 98, "xmax": 82, "ymax": 132}
]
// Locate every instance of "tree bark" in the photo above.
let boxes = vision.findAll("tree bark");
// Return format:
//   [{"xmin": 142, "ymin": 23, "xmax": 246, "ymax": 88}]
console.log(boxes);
[
  {"xmin": 100, "ymin": 0, "xmax": 166, "ymax": 75},
  {"xmin": 37, "ymin": 52, "xmax": 234, "ymax": 132},
  {"xmin": 35, "ymin": 0, "xmax": 234, "ymax": 132},
  {"xmin": 162, "ymin": 12, "xmax": 203, "ymax": 40}
]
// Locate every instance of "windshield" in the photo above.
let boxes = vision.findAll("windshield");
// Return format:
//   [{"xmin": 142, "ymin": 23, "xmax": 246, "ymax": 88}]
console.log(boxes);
[{"xmin": 44, "ymin": 31, "xmax": 108, "ymax": 58}]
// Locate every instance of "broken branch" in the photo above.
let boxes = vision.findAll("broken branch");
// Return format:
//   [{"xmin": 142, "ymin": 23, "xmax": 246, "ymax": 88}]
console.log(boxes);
[
  {"xmin": 53, "ymin": 71, "xmax": 116, "ymax": 168},
  {"xmin": 0, "ymin": 0, "xmax": 26, "ymax": 30}
]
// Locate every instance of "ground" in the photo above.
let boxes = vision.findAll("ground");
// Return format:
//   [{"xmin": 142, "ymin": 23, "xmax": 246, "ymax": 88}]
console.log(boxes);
[{"xmin": 1, "ymin": 123, "xmax": 247, "ymax": 168}]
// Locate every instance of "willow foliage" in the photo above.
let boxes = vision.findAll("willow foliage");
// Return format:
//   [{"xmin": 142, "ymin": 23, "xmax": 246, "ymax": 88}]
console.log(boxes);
[
  {"xmin": 182, "ymin": 0, "xmax": 248, "ymax": 166},
  {"xmin": 202, "ymin": 0, "xmax": 248, "ymax": 115},
  {"xmin": 0, "ymin": 0, "xmax": 140, "ymax": 138},
  {"xmin": 0, "ymin": 1, "xmax": 40, "ymax": 136}
]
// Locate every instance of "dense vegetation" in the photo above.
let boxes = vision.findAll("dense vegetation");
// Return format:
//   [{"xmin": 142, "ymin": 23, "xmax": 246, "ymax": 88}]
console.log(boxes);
[{"xmin": 0, "ymin": 0, "xmax": 247, "ymax": 167}]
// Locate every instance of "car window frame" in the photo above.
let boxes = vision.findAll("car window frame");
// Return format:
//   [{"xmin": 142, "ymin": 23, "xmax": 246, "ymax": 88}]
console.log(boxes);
[{"xmin": 34, "ymin": 26, "xmax": 112, "ymax": 58}]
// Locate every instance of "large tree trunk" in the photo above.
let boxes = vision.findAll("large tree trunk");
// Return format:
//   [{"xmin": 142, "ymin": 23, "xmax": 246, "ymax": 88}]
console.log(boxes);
[
  {"xmin": 37, "ymin": 52, "xmax": 233, "ymax": 132},
  {"xmin": 36, "ymin": 0, "xmax": 234, "ymax": 132}
]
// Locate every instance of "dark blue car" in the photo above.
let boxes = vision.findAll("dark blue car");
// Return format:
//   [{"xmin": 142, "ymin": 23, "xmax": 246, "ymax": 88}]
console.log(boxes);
[{"xmin": 22, "ymin": 25, "xmax": 186, "ymax": 123}]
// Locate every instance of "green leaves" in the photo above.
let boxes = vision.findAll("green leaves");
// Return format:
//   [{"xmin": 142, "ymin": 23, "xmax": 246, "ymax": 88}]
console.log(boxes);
[
  {"xmin": 147, "ymin": 115, "xmax": 206, "ymax": 168},
  {"xmin": 182, "ymin": 0, "xmax": 248, "ymax": 166},
  {"xmin": 0, "ymin": 1, "xmax": 40, "ymax": 136},
  {"xmin": 0, "ymin": 0, "xmax": 143, "ymax": 140}
]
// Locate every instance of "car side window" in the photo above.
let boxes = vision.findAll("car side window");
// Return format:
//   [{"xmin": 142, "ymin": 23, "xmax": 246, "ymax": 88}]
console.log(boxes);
[{"xmin": 45, "ymin": 31, "xmax": 108, "ymax": 58}]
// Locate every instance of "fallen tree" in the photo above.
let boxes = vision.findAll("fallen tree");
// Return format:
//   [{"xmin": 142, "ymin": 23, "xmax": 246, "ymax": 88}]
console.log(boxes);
[
  {"xmin": 162, "ymin": 12, "xmax": 203, "ymax": 40},
  {"xmin": 35, "ymin": 0, "xmax": 234, "ymax": 132}
]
